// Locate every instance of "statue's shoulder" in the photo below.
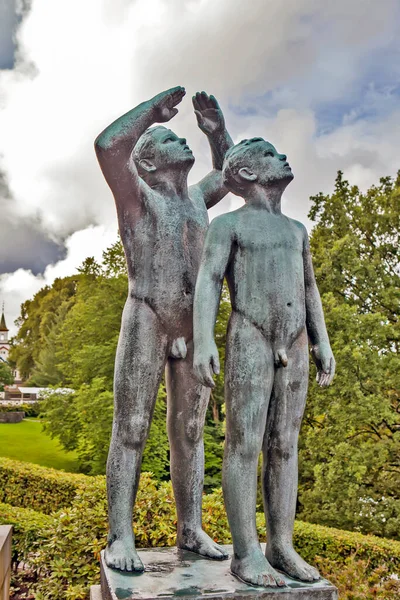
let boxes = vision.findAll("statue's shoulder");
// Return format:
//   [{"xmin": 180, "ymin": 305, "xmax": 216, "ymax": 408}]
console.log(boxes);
[
  {"xmin": 286, "ymin": 216, "xmax": 307, "ymax": 237},
  {"xmin": 209, "ymin": 210, "xmax": 237, "ymax": 231}
]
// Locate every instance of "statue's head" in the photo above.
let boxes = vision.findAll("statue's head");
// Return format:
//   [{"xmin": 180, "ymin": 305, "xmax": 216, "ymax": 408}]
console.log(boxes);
[
  {"xmin": 222, "ymin": 137, "xmax": 293, "ymax": 197},
  {"xmin": 133, "ymin": 126, "xmax": 194, "ymax": 183}
]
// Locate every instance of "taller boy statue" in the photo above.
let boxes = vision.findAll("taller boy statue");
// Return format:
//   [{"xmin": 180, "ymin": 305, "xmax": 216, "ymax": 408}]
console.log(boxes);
[
  {"xmin": 95, "ymin": 87, "xmax": 233, "ymax": 572},
  {"xmin": 193, "ymin": 137, "xmax": 335, "ymax": 588}
]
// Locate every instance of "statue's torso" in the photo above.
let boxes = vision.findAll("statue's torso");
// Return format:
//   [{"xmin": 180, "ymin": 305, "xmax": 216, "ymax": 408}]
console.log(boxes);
[
  {"xmin": 120, "ymin": 187, "xmax": 208, "ymax": 335},
  {"xmin": 226, "ymin": 208, "xmax": 307, "ymax": 348}
]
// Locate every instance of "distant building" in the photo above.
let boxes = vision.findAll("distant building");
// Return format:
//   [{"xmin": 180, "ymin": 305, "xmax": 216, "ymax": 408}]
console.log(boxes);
[
  {"xmin": 0, "ymin": 308, "xmax": 9, "ymax": 361},
  {"xmin": 0, "ymin": 305, "xmax": 22, "ymax": 384},
  {"xmin": 1, "ymin": 386, "xmax": 74, "ymax": 405}
]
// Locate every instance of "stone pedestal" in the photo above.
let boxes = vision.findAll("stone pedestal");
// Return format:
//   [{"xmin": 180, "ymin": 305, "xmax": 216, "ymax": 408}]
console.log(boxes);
[{"xmin": 91, "ymin": 546, "xmax": 338, "ymax": 600}]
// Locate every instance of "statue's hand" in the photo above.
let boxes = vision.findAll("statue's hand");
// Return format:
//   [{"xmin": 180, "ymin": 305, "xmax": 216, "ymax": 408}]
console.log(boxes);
[
  {"xmin": 152, "ymin": 86, "xmax": 186, "ymax": 123},
  {"xmin": 193, "ymin": 340, "xmax": 220, "ymax": 388},
  {"xmin": 311, "ymin": 343, "xmax": 335, "ymax": 387},
  {"xmin": 192, "ymin": 92, "xmax": 225, "ymax": 136}
]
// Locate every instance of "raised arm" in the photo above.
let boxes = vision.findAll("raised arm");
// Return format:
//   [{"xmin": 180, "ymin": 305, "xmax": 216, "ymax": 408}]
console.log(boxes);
[
  {"xmin": 94, "ymin": 86, "xmax": 186, "ymax": 203},
  {"xmin": 191, "ymin": 92, "xmax": 234, "ymax": 209},
  {"xmin": 193, "ymin": 216, "xmax": 233, "ymax": 387},
  {"xmin": 303, "ymin": 228, "xmax": 335, "ymax": 387}
]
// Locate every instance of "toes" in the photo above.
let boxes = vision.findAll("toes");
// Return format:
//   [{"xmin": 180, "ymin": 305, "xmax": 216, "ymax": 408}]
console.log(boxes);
[
  {"xmin": 125, "ymin": 557, "xmax": 133, "ymax": 572},
  {"xmin": 267, "ymin": 574, "xmax": 277, "ymax": 587},
  {"xmin": 276, "ymin": 574, "xmax": 286, "ymax": 587},
  {"xmin": 133, "ymin": 557, "xmax": 144, "ymax": 572}
]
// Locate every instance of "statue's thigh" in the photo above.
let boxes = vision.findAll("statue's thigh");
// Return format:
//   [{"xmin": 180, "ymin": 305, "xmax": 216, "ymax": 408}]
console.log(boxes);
[
  {"xmin": 114, "ymin": 299, "xmax": 168, "ymax": 418},
  {"xmin": 225, "ymin": 313, "xmax": 274, "ymax": 444},
  {"xmin": 267, "ymin": 332, "xmax": 309, "ymax": 438},
  {"xmin": 166, "ymin": 341, "xmax": 210, "ymax": 442}
]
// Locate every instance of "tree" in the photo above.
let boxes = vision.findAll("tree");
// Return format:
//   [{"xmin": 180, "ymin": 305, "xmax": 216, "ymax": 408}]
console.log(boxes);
[
  {"xmin": 41, "ymin": 379, "xmax": 169, "ymax": 477},
  {"xmin": 298, "ymin": 171, "xmax": 400, "ymax": 539},
  {"xmin": 9, "ymin": 276, "xmax": 79, "ymax": 381},
  {"xmin": 0, "ymin": 361, "xmax": 14, "ymax": 390}
]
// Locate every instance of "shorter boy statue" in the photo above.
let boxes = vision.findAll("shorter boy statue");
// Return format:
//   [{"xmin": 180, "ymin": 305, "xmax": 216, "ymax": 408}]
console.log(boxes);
[{"xmin": 193, "ymin": 138, "xmax": 335, "ymax": 588}]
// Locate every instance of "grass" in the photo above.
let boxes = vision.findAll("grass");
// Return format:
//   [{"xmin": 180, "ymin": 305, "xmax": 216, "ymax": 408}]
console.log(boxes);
[{"xmin": 0, "ymin": 418, "xmax": 80, "ymax": 472}]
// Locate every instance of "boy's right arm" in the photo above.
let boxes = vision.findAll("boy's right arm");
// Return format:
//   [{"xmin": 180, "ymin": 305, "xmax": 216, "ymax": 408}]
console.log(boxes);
[
  {"xmin": 193, "ymin": 216, "xmax": 233, "ymax": 388},
  {"xmin": 94, "ymin": 87, "xmax": 185, "ymax": 211}
]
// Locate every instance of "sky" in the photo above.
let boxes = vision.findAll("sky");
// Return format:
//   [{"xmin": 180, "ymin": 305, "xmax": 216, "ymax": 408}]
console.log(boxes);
[{"xmin": 0, "ymin": 0, "xmax": 399, "ymax": 335}]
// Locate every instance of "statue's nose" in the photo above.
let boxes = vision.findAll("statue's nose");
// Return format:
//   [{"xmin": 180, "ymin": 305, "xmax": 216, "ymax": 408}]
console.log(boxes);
[
  {"xmin": 180, "ymin": 138, "xmax": 187, "ymax": 145},
  {"xmin": 279, "ymin": 154, "xmax": 287, "ymax": 161}
]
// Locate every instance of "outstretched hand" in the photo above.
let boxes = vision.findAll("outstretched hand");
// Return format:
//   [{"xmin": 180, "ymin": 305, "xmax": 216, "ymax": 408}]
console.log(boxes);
[
  {"xmin": 192, "ymin": 92, "xmax": 225, "ymax": 136},
  {"xmin": 152, "ymin": 86, "xmax": 186, "ymax": 123},
  {"xmin": 193, "ymin": 341, "xmax": 220, "ymax": 388},
  {"xmin": 311, "ymin": 344, "xmax": 336, "ymax": 387}
]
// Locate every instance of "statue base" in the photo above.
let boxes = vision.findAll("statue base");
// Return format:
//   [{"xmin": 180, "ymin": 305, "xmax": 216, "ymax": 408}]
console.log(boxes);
[{"xmin": 91, "ymin": 546, "xmax": 338, "ymax": 600}]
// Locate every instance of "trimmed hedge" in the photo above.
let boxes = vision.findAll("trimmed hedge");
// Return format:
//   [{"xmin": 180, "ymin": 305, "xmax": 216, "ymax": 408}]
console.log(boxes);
[
  {"xmin": 1, "ymin": 459, "xmax": 399, "ymax": 598},
  {"xmin": 0, "ymin": 458, "xmax": 86, "ymax": 513},
  {"xmin": 0, "ymin": 502, "xmax": 52, "ymax": 565}
]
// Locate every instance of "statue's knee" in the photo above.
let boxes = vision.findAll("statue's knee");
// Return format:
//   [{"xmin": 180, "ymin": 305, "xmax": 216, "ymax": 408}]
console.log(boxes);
[
  {"xmin": 227, "ymin": 435, "xmax": 260, "ymax": 462},
  {"xmin": 269, "ymin": 435, "xmax": 296, "ymax": 462},
  {"xmin": 180, "ymin": 417, "xmax": 203, "ymax": 445},
  {"xmin": 119, "ymin": 417, "xmax": 150, "ymax": 450}
]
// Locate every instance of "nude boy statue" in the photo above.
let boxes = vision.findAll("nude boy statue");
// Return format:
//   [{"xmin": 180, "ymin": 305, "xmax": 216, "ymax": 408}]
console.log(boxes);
[
  {"xmin": 95, "ymin": 87, "xmax": 233, "ymax": 571},
  {"xmin": 193, "ymin": 138, "xmax": 335, "ymax": 588}
]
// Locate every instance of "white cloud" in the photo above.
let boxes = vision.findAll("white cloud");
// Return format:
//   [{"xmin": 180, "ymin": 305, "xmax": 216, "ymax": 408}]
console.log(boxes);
[
  {"xmin": 0, "ymin": 0, "xmax": 399, "ymax": 328},
  {"xmin": 0, "ymin": 225, "xmax": 117, "ymax": 336}
]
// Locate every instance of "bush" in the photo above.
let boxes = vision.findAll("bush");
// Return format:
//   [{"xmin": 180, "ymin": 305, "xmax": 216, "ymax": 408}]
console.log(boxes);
[
  {"xmin": 31, "ymin": 477, "xmax": 400, "ymax": 599},
  {"xmin": 0, "ymin": 458, "xmax": 86, "ymax": 514},
  {"xmin": 0, "ymin": 502, "xmax": 52, "ymax": 566},
  {"xmin": 0, "ymin": 402, "xmax": 40, "ymax": 417},
  {"xmin": 1, "ymin": 460, "xmax": 399, "ymax": 599}
]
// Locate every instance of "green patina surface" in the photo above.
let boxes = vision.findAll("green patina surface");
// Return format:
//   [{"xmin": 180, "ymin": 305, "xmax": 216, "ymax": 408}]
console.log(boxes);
[{"xmin": 100, "ymin": 547, "xmax": 338, "ymax": 600}]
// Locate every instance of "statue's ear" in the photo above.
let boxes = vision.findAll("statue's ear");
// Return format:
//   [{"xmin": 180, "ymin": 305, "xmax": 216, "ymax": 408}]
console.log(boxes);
[
  {"xmin": 238, "ymin": 167, "xmax": 257, "ymax": 182},
  {"xmin": 139, "ymin": 159, "xmax": 156, "ymax": 173}
]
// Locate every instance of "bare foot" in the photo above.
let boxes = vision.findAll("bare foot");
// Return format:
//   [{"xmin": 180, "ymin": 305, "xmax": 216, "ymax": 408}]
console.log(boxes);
[
  {"xmin": 104, "ymin": 537, "xmax": 144, "ymax": 572},
  {"xmin": 177, "ymin": 528, "xmax": 229, "ymax": 560},
  {"xmin": 266, "ymin": 544, "xmax": 320, "ymax": 582},
  {"xmin": 231, "ymin": 548, "xmax": 286, "ymax": 588}
]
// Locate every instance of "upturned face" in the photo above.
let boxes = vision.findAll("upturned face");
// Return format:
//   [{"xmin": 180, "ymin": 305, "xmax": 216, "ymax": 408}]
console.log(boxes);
[
  {"xmin": 245, "ymin": 139, "xmax": 293, "ymax": 185},
  {"xmin": 150, "ymin": 128, "xmax": 195, "ymax": 170}
]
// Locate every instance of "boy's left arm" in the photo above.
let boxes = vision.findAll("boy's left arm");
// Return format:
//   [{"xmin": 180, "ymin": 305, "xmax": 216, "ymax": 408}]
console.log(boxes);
[
  {"xmin": 303, "ymin": 228, "xmax": 336, "ymax": 387},
  {"xmin": 190, "ymin": 92, "xmax": 234, "ymax": 209}
]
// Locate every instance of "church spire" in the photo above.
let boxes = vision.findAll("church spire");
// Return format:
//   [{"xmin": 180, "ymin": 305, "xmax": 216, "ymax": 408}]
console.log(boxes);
[{"xmin": 0, "ymin": 303, "xmax": 8, "ymax": 332}]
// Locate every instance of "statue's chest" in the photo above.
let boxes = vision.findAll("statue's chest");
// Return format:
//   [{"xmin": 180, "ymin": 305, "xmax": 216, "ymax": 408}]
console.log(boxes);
[{"xmin": 237, "ymin": 219, "xmax": 302, "ymax": 255}]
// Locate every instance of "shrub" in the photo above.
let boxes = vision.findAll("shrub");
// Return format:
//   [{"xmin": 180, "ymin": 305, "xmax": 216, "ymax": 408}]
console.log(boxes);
[
  {"xmin": 0, "ymin": 458, "xmax": 86, "ymax": 513},
  {"xmin": 1, "ymin": 460, "xmax": 399, "ymax": 599},
  {"xmin": 0, "ymin": 502, "xmax": 52, "ymax": 566},
  {"xmin": 316, "ymin": 556, "xmax": 400, "ymax": 599},
  {"xmin": 31, "ymin": 478, "xmax": 400, "ymax": 599},
  {"xmin": 0, "ymin": 402, "xmax": 40, "ymax": 417}
]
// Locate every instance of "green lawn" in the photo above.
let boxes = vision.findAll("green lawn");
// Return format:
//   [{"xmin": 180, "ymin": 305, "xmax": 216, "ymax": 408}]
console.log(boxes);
[{"xmin": 0, "ymin": 418, "xmax": 80, "ymax": 472}]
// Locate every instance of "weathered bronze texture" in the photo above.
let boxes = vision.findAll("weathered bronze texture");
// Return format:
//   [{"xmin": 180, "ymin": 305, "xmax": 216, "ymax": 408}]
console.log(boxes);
[
  {"xmin": 95, "ymin": 87, "xmax": 233, "ymax": 572},
  {"xmin": 94, "ymin": 546, "xmax": 338, "ymax": 600},
  {"xmin": 193, "ymin": 138, "xmax": 335, "ymax": 588}
]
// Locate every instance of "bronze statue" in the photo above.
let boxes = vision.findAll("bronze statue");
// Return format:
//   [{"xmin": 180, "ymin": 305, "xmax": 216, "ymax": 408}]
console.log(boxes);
[
  {"xmin": 193, "ymin": 138, "xmax": 335, "ymax": 587},
  {"xmin": 95, "ymin": 87, "xmax": 233, "ymax": 572}
]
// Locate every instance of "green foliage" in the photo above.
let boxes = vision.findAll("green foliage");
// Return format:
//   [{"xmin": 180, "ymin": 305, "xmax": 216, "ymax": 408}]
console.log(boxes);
[
  {"xmin": 0, "ymin": 502, "xmax": 52, "ymax": 566},
  {"xmin": 10, "ymin": 277, "xmax": 79, "ymax": 381},
  {"xmin": 316, "ymin": 555, "xmax": 400, "ymax": 599},
  {"xmin": 299, "ymin": 171, "xmax": 400, "ymax": 539},
  {"xmin": 41, "ymin": 380, "xmax": 169, "ymax": 477},
  {"xmin": 0, "ymin": 361, "xmax": 14, "ymax": 389},
  {"xmin": 0, "ymin": 402, "xmax": 40, "ymax": 417},
  {"xmin": 1, "ymin": 460, "xmax": 399, "ymax": 599},
  {"xmin": 0, "ymin": 457, "xmax": 85, "ymax": 513}
]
